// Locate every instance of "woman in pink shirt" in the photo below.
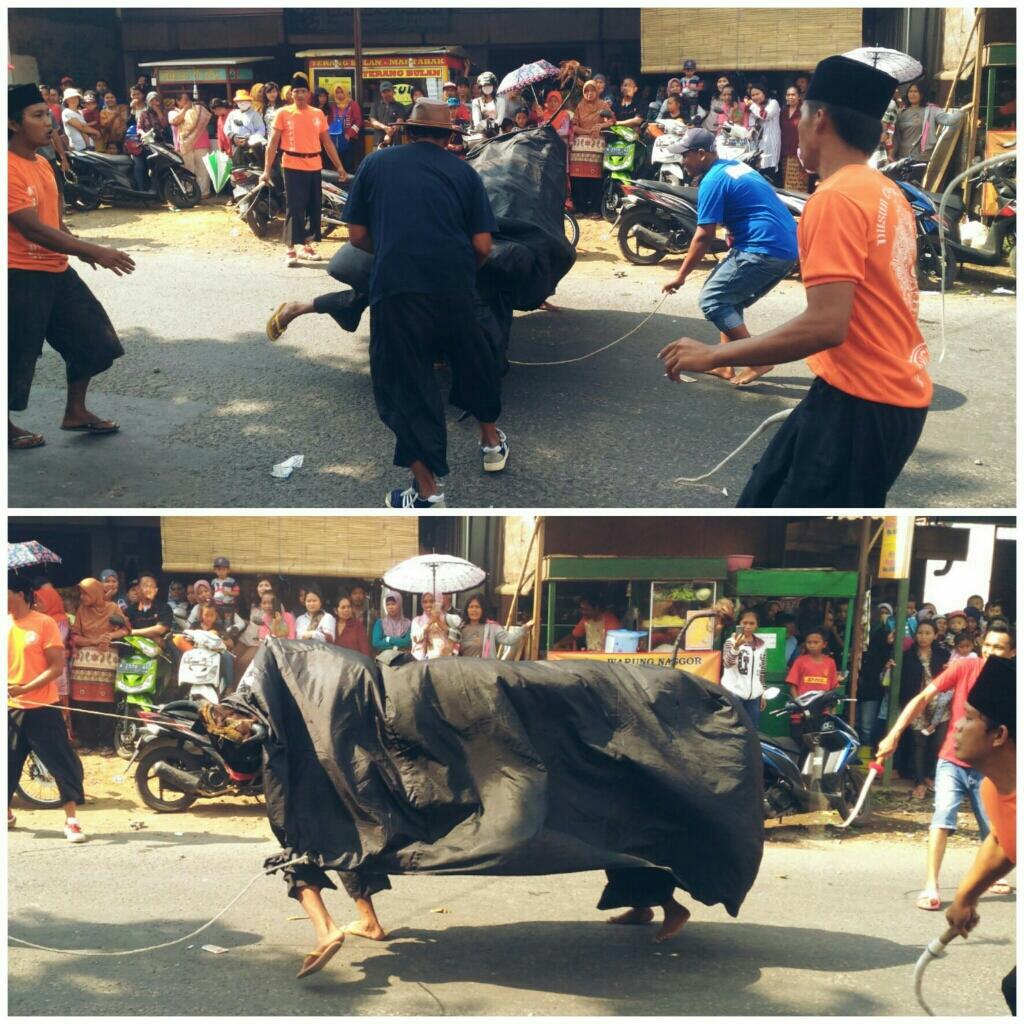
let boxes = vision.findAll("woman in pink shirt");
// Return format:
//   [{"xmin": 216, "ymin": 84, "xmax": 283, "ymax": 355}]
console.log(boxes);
[{"xmin": 258, "ymin": 593, "xmax": 296, "ymax": 641}]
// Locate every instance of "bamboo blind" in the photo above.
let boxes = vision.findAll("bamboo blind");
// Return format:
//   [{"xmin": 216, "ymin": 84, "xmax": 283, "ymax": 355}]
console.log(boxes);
[
  {"xmin": 160, "ymin": 517, "xmax": 419, "ymax": 578},
  {"xmin": 641, "ymin": 8, "xmax": 863, "ymax": 73}
]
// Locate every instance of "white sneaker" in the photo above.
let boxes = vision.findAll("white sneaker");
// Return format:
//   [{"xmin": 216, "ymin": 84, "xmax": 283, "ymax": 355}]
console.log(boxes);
[
  {"xmin": 64, "ymin": 818, "xmax": 88, "ymax": 843},
  {"xmin": 481, "ymin": 429, "xmax": 509, "ymax": 472},
  {"xmin": 285, "ymin": 250, "xmax": 299, "ymax": 268},
  {"xmin": 384, "ymin": 485, "xmax": 446, "ymax": 509}
]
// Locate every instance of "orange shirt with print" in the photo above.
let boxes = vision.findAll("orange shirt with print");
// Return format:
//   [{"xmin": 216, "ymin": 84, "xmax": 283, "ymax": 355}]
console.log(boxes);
[
  {"xmin": 799, "ymin": 163, "xmax": 931, "ymax": 408},
  {"xmin": 980, "ymin": 777, "xmax": 1016, "ymax": 864},
  {"xmin": 8, "ymin": 152, "xmax": 68, "ymax": 273},
  {"xmin": 275, "ymin": 105, "xmax": 327, "ymax": 171},
  {"xmin": 8, "ymin": 610, "xmax": 64, "ymax": 709}
]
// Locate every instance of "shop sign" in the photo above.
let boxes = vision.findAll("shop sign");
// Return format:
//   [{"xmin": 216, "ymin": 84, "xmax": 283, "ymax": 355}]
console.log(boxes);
[
  {"xmin": 547, "ymin": 650, "xmax": 722, "ymax": 682},
  {"xmin": 878, "ymin": 516, "xmax": 914, "ymax": 580},
  {"xmin": 158, "ymin": 67, "xmax": 254, "ymax": 84}
]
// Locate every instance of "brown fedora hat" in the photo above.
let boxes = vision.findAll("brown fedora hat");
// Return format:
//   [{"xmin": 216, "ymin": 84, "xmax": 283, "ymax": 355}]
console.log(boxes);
[{"xmin": 389, "ymin": 98, "xmax": 466, "ymax": 135}]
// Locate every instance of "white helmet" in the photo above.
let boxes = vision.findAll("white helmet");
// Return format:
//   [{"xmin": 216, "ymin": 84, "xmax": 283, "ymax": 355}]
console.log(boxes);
[{"xmin": 477, "ymin": 71, "xmax": 497, "ymax": 87}]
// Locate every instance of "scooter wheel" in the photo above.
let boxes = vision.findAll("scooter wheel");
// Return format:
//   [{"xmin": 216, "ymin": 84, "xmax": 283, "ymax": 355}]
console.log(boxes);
[
  {"xmin": 618, "ymin": 208, "xmax": 670, "ymax": 265},
  {"xmin": 70, "ymin": 188, "xmax": 102, "ymax": 212},
  {"xmin": 916, "ymin": 234, "xmax": 958, "ymax": 291},
  {"xmin": 829, "ymin": 766, "xmax": 870, "ymax": 823},
  {"xmin": 134, "ymin": 744, "xmax": 201, "ymax": 812},
  {"xmin": 161, "ymin": 174, "xmax": 202, "ymax": 210},
  {"xmin": 114, "ymin": 715, "xmax": 139, "ymax": 759},
  {"xmin": 244, "ymin": 198, "xmax": 271, "ymax": 238}
]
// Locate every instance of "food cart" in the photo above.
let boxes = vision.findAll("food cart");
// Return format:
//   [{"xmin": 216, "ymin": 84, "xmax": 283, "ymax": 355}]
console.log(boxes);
[
  {"xmin": 137, "ymin": 56, "xmax": 276, "ymax": 106},
  {"xmin": 295, "ymin": 46, "xmax": 471, "ymax": 156},
  {"xmin": 729, "ymin": 568, "xmax": 859, "ymax": 737},
  {"xmin": 540, "ymin": 556, "xmax": 728, "ymax": 682}
]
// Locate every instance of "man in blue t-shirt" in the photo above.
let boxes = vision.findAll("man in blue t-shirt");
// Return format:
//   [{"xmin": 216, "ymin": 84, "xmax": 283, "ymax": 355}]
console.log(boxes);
[{"xmin": 662, "ymin": 127, "xmax": 798, "ymax": 386}]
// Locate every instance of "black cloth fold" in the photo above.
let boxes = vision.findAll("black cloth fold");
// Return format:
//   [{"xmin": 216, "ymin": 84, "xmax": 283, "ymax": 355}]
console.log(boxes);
[{"xmin": 234, "ymin": 640, "xmax": 764, "ymax": 917}]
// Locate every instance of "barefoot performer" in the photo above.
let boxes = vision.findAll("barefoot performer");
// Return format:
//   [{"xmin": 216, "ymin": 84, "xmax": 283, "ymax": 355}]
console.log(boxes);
[
  {"xmin": 660, "ymin": 54, "xmax": 930, "ymax": 507},
  {"xmin": 660, "ymin": 126, "xmax": 798, "ymax": 387},
  {"xmin": 207, "ymin": 641, "xmax": 764, "ymax": 979}
]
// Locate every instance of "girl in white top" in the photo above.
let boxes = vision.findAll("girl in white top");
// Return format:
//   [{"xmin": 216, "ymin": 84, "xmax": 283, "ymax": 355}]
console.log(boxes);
[
  {"xmin": 747, "ymin": 83, "xmax": 781, "ymax": 179},
  {"xmin": 721, "ymin": 609, "xmax": 769, "ymax": 728},
  {"xmin": 296, "ymin": 587, "xmax": 336, "ymax": 643}
]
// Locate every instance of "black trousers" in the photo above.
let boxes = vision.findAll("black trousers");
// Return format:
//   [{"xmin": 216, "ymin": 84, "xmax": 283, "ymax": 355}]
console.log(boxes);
[
  {"xmin": 737, "ymin": 377, "xmax": 927, "ymax": 508},
  {"xmin": 597, "ymin": 867, "xmax": 676, "ymax": 910},
  {"xmin": 275, "ymin": 856, "xmax": 392, "ymax": 903},
  {"xmin": 282, "ymin": 167, "xmax": 322, "ymax": 247},
  {"xmin": 8, "ymin": 267, "xmax": 125, "ymax": 411},
  {"xmin": 9, "ymin": 706, "xmax": 85, "ymax": 805},
  {"xmin": 1003, "ymin": 966, "xmax": 1016, "ymax": 1014},
  {"xmin": 369, "ymin": 293, "xmax": 503, "ymax": 478}
]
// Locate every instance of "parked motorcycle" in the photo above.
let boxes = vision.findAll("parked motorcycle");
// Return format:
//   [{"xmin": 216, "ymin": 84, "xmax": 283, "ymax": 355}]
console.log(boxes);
[
  {"xmin": 113, "ymin": 635, "xmax": 169, "ymax": 758},
  {"xmin": 760, "ymin": 687, "xmax": 868, "ymax": 823},
  {"xmin": 64, "ymin": 129, "xmax": 201, "ymax": 212},
  {"xmin": 174, "ymin": 630, "xmax": 231, "ymax": 704},
  {"xmin": 648, "ymin": 119, "xmax": 689, "ymax": 188},
  {"xmin": 320, "ymin": 170, "xmax": 349, "ymax": 237},
  {"xmin": 614, "ymin": 178, "xmax": 701, "ymax": 265},
  {"xmin": 601, "ymin": 124, "xmax": 643, "ymax": 221},
  {"xmin": 14, "ymin": 751, "xmax": 64, "ymax": 809},
  {"xmin": 127, "ymin": 700, "xmax": 265, "ymax": 812},
  {"xmin": 233, "ymin": 135, "xmax": 284, "ymax": 238}
]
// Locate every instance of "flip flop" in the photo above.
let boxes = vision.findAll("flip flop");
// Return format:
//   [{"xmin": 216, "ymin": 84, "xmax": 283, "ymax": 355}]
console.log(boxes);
[
  {"xmin": 296, "ymin": 936, "xmax": 344, "ymax": 979},
  {"xmin": 917, "ymin": 890, "xmax": 942, "ymax": 911},
  {"xmin": 267, "ymin": 303, "xmax": 288, "ymax": 341},
  {"xmin": 988, "ymin": 880, "xmax": 1014, "ymax": 895},
  {"xmin": 60, "ymin": 420, "xmax": 119, "ymax": 435},
  {"xmin": 8, "ymin": 432, "xmax": 45, "ymax": 449}
]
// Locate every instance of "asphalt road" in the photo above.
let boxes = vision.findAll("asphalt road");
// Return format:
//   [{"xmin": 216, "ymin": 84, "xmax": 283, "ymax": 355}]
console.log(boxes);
[
  {"xmin": 8, "ymin": 205, "xmax": 1016, "ymax": 508},
  {"xmin": 8, "ymin": 819, "xmax": 1015, "ymax": 1016}
]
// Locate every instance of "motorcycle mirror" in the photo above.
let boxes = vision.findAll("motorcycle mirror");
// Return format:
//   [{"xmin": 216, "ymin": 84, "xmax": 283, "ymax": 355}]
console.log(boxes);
[{"xmin": 763, "ymin": 686, "xmax": 781, "ymax": 700}]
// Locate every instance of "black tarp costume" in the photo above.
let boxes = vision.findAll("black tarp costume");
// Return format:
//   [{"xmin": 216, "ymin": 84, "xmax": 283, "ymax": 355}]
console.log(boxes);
[{"xmin": 226, "ymin": 641, "xmax": 764, "ymax": 917}]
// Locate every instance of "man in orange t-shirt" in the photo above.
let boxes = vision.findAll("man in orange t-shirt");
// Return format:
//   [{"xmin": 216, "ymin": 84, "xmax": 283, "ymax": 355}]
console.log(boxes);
[
  {"xmin": 944, "ymin": 655, "xmax": 1016, "ymax": 1013},
  {"xmin": 8, "ymin": 573, "xmax": 87, "ymax": 842},
  {"xmin": 260, "ymin": 74, "xmax": 348, "ymax": 267},
  {"xmin": 659, "ymin": 55, "xmax": 930, "ymax": 507},
  {"xmin": 8, "ymin": 82, "xmax": 135, "ymax": 451}
]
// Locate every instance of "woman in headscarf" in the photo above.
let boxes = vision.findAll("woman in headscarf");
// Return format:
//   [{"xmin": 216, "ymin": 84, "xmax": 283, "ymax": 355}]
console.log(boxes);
[
  {"xmin": 371, "ymin": 591, "xmax": 411, "ymax": 654},
  {"xmin": 187, "ymin": 579, "xmax": 214, "ymax": 626},
  {"xmin": 68, "ymin": 578, "xmax": 129, "ymax": 721},
  {"xmin": 328, "ymin": 84, "xmax": 364, "ymax": 174},
  {"xmin": 33, "ymin": 582, "xmax": 73, "ymax": 734},
  {"xmin": 568, "ymin": 79, "xmax": 613, "ymax": 217}
]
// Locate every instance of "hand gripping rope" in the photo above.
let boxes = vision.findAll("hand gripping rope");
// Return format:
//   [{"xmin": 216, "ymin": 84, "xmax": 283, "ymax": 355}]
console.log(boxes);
[
  {"xmin": 913, "ymin": 925, "xmax": 960, "ymax": 1015},
  {"xmin": 8, "ymin": 854, "xmax": 312, "ymax": 957}
]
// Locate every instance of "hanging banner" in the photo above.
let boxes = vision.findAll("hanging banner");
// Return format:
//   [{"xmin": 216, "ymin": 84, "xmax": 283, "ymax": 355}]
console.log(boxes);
[
  {"xmin": 546, "ymin": 649, "xmax": 721, "ymax": 682},
  {"xmin": 878, "ymin": 516, "xmax": 914, "ymax": 579}
]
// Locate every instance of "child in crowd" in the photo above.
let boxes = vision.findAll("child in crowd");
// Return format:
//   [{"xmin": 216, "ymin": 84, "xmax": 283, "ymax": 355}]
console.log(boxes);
[
  {"xmin": 785, "ymin": 627, "xmax": 838, "ymax": 699},
  {"xmin": 949, "ymin": 631, "xmax": 979, "ymax": 664}
]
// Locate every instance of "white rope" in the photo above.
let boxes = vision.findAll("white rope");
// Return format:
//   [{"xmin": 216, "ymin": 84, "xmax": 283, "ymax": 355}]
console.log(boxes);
[
  {"xmin": 9, "ymin": 698, "xmax": 175, "ymax": 725},
  {"xmin": 913, "ymin": 927, "xmax": 959, "ymax": 1015},
  {"xmin": 8, "ymin": 855, "xmax": 310, "ymax": 957},
  {"xmin": 509, "ymin": 294, "xmax": 688, "ymax": 369},
  {"xmin": 674, "ymin": 409, "xmax": 792, "ymax": 484}
]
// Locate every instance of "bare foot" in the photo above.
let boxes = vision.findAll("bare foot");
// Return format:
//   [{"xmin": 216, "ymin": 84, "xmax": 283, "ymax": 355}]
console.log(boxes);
[
  {"xmin": 607, "ymin": 907, "xmax": 655, "ymax": 926},
  {"xmin": 706, "ymin": 366, "xmax": 735, "ymax": 380},
  {"xmin": 540, "ymin": 301, "xmax": 562, "ymax": 312},
  {"xmin": 731, "ymin": 365, "xmax": 775, "ymax": 386},
  {"xmin": 654, "ymin": 903, "xmax": 690, "ymax": 943},
  {"xmin": 344, "ymin": 919, "xmax": 388, "ymax": 941},
  {"xmin": 912, "ymin": 784, "xmax": 927, "ymax": 800}
]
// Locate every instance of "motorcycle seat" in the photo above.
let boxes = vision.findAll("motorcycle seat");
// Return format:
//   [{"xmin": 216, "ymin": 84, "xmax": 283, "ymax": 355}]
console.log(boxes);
[
  {"xmin": 760, "ymin": 733, "xmax": 802, "ymax": 757},
  {"xmin": 635, "ymin": 177, "xmax": 699, "ymax": 203},
  {"xmin": 74, "ymin": 151, "xmax": 134, "ymax": 168}
]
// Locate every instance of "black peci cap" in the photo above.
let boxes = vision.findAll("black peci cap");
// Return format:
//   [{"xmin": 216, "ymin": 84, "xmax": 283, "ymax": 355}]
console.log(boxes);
[{"xmin": 805, "ymin": 55, "xmax": 899, "ymax": 120}]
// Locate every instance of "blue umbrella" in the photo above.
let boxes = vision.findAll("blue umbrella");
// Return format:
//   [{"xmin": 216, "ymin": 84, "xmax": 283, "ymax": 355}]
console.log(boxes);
[{"xmin": 7, "ymin": 540, "xmax": 62, "ymax": 571}]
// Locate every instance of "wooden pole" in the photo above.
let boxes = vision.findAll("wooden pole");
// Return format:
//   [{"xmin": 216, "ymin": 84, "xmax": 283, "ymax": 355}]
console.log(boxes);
[
  {"xmin": 943, "ymin": 9, "xmax": 982, "ymax": 113},
  {"xmin": 505, "ymin": 517, "xmax": 542, "ymax": 631},
  {"xmin": 353, "ymin": 9, "xmax": 364, "ymax": 105},
  {"xmin": 529, "ymin": 518, "xmax": 546, "ymax": 660},
  {"xmin": 964, "ymin": 7, "xmax": 987, "ymax": 207},
  {"xmin": 847, "ymin": 518, "xmax": 884, "ymax": 728}
]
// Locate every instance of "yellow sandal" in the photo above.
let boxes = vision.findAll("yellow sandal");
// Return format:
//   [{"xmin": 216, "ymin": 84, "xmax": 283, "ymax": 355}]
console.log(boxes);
[{"xmin": 266, "ymin": 303, "xmax": 288, "ymax": 342}]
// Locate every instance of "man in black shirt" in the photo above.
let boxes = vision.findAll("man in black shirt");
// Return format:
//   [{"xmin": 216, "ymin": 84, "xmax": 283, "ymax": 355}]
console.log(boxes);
[
  {"xmin": 127, "ymin": 574, "xmax": 173, "ymax": 637},
  {"xmin": 612, "ymin": 77, "xmax": 643, "ymax": 128},
  {"xmin": 343, "ymin": 99, "xmax": 509, "ymax": 509},
  {"xmin": 367, "ymin": 82, "xmax": 406, "ymax": 148}
]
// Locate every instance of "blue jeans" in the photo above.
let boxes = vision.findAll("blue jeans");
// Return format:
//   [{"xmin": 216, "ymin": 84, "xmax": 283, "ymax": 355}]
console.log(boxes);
[
  {"xmin": 698, "ymin": 248, "xmax": 796, "ymax": 333},
  {"xmin": 930, "ymin": 758, "xmax": 990, "ymax": 836},
  {"xmin": 131, "ymin": 153, "xmax": 147, "ymax": 192},
  {"xmin": 739, "ymin": 698, "xmax": 761, "ymax": 730},
  {"xmin": 855, "ymin": 698, "xmax": 881, "ymax": 745}
]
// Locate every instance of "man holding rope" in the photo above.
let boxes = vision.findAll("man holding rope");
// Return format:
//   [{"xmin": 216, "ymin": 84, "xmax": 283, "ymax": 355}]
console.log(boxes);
[
  {"xmin": 941, "ymin": 654, "xmax": 1016, "ymax": 1013},
  {"xmin": 8, "ymin": 572, "xmax": 87, "ymax": 842},
  {"xmin": 659, "ymin": 54, "xmax": 930, "ymax": 507}
]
